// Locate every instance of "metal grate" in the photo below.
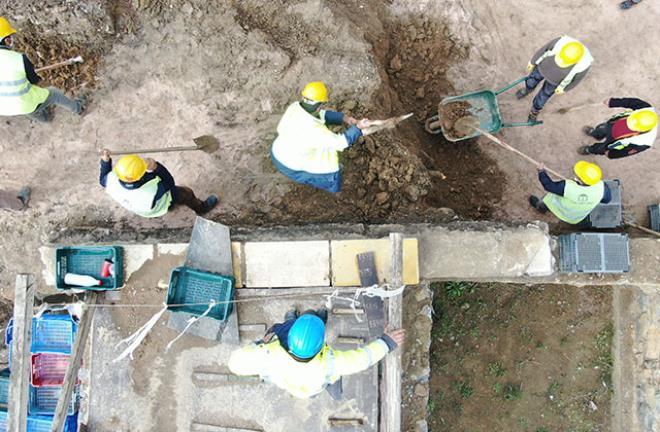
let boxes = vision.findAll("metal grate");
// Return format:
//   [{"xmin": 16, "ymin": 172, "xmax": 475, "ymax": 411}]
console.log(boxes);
[
  {"xmin": 649, "ymin": 204, "xmax": 660, "ymax": 232},
  {"xmin": 559, "ymin": 233, "xmax": 630, "ymax": 273}
]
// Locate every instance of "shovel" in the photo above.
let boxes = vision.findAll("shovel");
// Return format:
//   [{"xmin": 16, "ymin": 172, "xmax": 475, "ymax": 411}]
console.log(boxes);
[
  {"xmin": 361, "ymin": 113, "xmax": 413, "ymax": 136},
  {"xmin": 109, "ymin": 135, "xmax": 220, "ymax": 156},
  {"xmin": 36, "ymin": 56, "xmax": 84, "ymax": 73}
]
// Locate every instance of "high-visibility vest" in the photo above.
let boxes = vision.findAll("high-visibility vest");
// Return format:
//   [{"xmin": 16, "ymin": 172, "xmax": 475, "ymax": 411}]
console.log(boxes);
[
  {"xmin": 0, "ymin": 49, "xmax": 49, "ymax": 116},
  {"xmin": 271, "ymin": 102, "xmax": 349, "ymax": 175},
  {"xmin": 228, "ymin": 338, "xmax": 390, "ymax": 399},
  {"xmin": 607, "ymin": 107, "xmax": 657, "ymax": 150},
  {"xmin": 105, "ymin": 172, "xmax": 172, "ymax": 218},
  {"xmin": 535, "ymin": 36, "xmax": 593, "ymax": 91},
  {"xmin": 543, "ymin": 180, "xmax": 604, "ymax": 224}
]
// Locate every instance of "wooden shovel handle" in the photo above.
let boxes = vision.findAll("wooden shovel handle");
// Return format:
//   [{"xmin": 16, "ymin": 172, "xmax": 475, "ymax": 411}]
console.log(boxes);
[{"xmin": 110, "ymin": 146, "xmax": 199, "ymax": 156}]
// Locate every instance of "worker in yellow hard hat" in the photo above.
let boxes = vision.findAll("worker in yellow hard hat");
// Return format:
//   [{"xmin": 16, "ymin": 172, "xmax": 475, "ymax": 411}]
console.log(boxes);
[
  {"xmin": 0, "ymin": 17, "xmax": 84, "ymax": 122},
  {"xmin": 529, "ymin": 161, "xmax": 611, "ymax": 225},
  {"xmin": 270, "ymin": 81, "xmax": 371, "ymax": 193},
  {"xmin": 579, "ymin": 97, "xmax": 657, "ymax": 159},
  {"xmin": 516, "ymin": 36, "xmax": 593, "ymax": 122},
  {"xmin": 99, "ymin": 149, "xmax": 217, "ymax": 218}
]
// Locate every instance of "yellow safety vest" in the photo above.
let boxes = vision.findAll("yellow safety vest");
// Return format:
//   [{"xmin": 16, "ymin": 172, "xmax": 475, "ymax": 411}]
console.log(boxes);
[
  {"xmin": 271, "ymin": 102, "xmax": 349, "ymax": 174},
  {"xmin": 228, "ymin": 339, "xmax": 390, "ymax": 399},
  {"xmin": 105, "ymin": 172, "xmax": 172, "ymax": 218},
  {"xmin": 543, "ymin": 180, "xmax": 604, "ymax": 224},
  {"xmin": 0, "ymin": 49, "xmax": 49, "ymax": 116}
]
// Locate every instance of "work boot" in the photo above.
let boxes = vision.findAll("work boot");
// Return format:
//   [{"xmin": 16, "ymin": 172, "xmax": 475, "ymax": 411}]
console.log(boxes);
[
  {"xmin": 516, "ymin": 88, "xmax": 531, "ymax": 99},
  {"xmin": 17, "ymin": 186, "xmax": 31, "ymax": 208},
  {"xmin": 284, "ymin": 309, "xmax": 298, "ymax": 322},
  {"xmin": 582, "ymin": 126, "xmax": 595, "ymax": 137},
  {"xmin": 315, "ymin": 307, "xmax": 328, "ymax": 323},
  {"xmin": 198, "ymin": 195, "xmax": 218, "ymax": 214},
  {"xmin": 529, "ymin": 195, "xmax": 547, "ymax": 213},
  {"xmin": 577, "ymin": 146, "xmax": 592, "ymax": 155},
  {"xmin": 528, "ymin": 110, "xmax": 540, "ymax": 123}
]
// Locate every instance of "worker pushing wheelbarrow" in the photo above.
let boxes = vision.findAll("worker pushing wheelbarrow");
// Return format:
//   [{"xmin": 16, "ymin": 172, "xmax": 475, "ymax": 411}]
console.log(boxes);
[{"xmin": 425, "ymin": 77, "xmax": 542, "ymax": 142}]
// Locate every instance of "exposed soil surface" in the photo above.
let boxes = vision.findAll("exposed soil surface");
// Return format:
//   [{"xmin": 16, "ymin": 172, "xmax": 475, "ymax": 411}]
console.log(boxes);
[
  {"xmin": 438, "ymin": 101, "xmax": 478, "ymax": 140},
  {"xmin": 429, "ymin": 282, "xmax": 612, "ymax": 432}
]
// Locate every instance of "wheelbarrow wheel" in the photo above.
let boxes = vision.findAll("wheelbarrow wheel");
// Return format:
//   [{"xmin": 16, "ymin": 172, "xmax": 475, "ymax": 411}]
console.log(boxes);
[{"xmin": 424, "ymin": 115, "xmax": 443, "ymax": 135}]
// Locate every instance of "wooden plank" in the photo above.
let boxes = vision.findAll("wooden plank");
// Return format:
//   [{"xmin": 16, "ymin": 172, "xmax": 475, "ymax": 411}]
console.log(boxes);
[
  {"xmin": 51, "ymin": 292, "xmax": 99, "ymax": 432},
  {"xmin": 8, "ymin": 274, "xmax": 35, "ymax": 432},
  {"xmin": 190, "ymin": 423, "xmax": 262, "ymax": 432},
  {"xmin": 358, "ymin": 252, "xmax": 385, "ymax": 339},
  {"xmin": 380, "ymin": 233, "xmax": 403, "ymax": 432}
]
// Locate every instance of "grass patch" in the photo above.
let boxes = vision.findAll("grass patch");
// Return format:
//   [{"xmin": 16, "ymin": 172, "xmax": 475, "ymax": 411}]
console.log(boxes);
[
  {"xmin": 503, "ymin": 383, "xmax": 523, "ymax": 401},
  {"xmin": 487, "ymin": 361, "xmax": 507, "ymax": 377},
  {"xmin": 594, "ymin": 323, "xmax": 614, "ymax": 386}
]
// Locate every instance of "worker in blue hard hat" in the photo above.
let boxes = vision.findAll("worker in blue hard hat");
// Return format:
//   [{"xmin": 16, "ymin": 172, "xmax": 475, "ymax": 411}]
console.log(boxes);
[{"xmin": 228, "ymin": 309, "xmax": 405, "ymax": 399}]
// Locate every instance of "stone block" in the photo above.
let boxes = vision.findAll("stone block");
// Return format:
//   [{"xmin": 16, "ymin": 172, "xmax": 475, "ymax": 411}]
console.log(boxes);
[
  {"xmin": 330, "ymin": 238, "xmax": 419, "ymax": 286},
  {"xmin": 244, "ymin": 241, "xmax": 330, "ymax": 287}
]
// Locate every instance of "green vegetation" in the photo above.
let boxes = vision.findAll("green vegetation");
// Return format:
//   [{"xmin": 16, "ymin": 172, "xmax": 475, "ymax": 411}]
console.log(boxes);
[
  {"xmin": 456, "ymin": 380, "xmax": 474, "ymax": 399},
  {"xmin": 503, "ymin": 383, "xmax": 523, "ymax": 401},
  {"xmin": 594, "ymin": 324, "xmax": 614, "ymax": 386},
  {"xmin": 444, "ymin": 281, "xmax": 474, "ymax": 299},
  {"xmin": 487, "ymin": 361, "xmax": 507, "ymax": 377}
]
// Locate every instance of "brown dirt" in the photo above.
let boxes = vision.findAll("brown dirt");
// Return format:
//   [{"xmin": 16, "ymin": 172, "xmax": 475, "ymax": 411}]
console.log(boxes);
[
  {"xmin": 438, "ymin": 100, "xmax": 478, "ymax": 139},
  {"xmin": 428, "ymin": 282, "xmax": 613, "ymax": 432}
]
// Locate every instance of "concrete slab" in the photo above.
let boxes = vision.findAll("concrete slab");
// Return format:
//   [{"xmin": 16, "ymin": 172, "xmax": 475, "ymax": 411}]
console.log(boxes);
[
  {"xmin": 244, "ymin": 241, "xmax": 330, "ymax": 287},
  {"xmin": 330, "ymin": 239, "xmax": 419, "ymax": 286}
]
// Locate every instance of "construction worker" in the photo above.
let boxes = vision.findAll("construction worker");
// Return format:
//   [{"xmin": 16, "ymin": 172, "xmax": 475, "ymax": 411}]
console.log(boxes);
[
  {"xmin": 228, "ymin": 309, "xmax": 405, "ymax": 399},
  {"xmin": 99, "ymin": 149, "xmax": 218, "ymax": 218},
  {"xmin": 517, "ymin": 36, "xmax": 593, "ymax": 122},
  {"xmin": 529, "ymin": 161, "xmax": 611, "ymax": 224},
  {"xmin": 578, "ymin": 97, "xmax": 657, "ymax": 159},
  {"xmin": 0, "ymin": 186, "xmax": 30, "ymax": 210},
  {"xmin": 271, "ymin": 81, "xmax": 371, "ymax": 193},
  {"xmin": 0, "ymin": 17, "xmax": 84, "ymax": 122}
]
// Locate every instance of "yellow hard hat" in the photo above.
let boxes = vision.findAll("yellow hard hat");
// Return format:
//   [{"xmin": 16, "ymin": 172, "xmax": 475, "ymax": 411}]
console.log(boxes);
[
  {"xmin": 573, "ymin": 160, "xmax": 602, "ymax": 186},
  {"xmin": 555, "ymin": 41, "xmax": 585, "ymax": 68},
  {"xmin": 301, "ymin": 81, "xmax": 329, "ymax": 103},
  {"xmin": 114, "ymin": 155, "xmax": 147, "ymax": 183},
  {"xmin": 0, "ymin": 17, "xmax": 17, "ymax": 40},
  {"xmin": 627, "ymin": 109, "xmax": 658, "ymax": 132}
]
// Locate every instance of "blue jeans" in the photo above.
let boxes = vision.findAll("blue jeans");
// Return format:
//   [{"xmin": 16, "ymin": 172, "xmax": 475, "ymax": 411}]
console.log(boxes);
[
  {"xmin": 525, "ymin": 68, "xmax": 558, "ymax": 112},
  {"xmin": 28, "ymin": 87, "xmax": 82, "ymax": 122}
]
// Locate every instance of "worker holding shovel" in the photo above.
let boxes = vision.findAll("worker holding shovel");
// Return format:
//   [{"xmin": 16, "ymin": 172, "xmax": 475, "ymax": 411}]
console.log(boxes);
[
  {"xmin": 529, "ymin": 161, "xmax": 611, "ymax": 225},
  {"xmin": 517, "ymin": 36, "xmax": 593, "ymax": 122},
  {"xmin": 99, "ymin": 149, "xmax": 218, "ymax": 218},
  {"xmin": 0, "ymin": 17, "xmax": 84, "ymax": 122},
  {"xmin": 271, "ymin": 81, "xmax": 372, "ymax": 193}
]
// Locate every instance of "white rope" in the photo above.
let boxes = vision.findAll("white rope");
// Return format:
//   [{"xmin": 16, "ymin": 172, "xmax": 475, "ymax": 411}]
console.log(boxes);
[
  {"xmin": 113, "ymin": 304, "xmax": 168, "ymax": 363},
  {"xmin": 165, "ymin": 301, "xmax": 216, "ymax": 351},
  {"xmin": 358, "ymin": 283, "xmax": 406, "ymax": 299}
]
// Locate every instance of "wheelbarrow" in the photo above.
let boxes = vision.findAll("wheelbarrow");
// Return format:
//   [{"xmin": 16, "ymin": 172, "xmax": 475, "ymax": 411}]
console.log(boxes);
[{"xmin": 424, "ymin": 77, "xmax": 543, "ymax": 142}]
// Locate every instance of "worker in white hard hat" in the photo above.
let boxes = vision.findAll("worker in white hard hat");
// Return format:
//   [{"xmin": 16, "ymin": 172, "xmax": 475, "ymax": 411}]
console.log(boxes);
[
  {"xmin": 271, "ymin": 81, "xmax": 371, "ymax": 193},
  {"xmin": 529, "ymin": 161, "xmax": 611, "ymax": 225},
  {"xmin": 516, "ymin": 36, "xmax": 593, "ymax": 122},
  {"xmin": 0, "ymin": 16, "xmax": 84, "ymax": 122},
  {"xmin": 579, "ymin": 97, "xmax": 657, "ymax": 159}
]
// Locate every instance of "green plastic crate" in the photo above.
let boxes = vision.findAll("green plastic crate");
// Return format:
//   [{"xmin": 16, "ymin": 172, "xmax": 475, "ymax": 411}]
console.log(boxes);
[
  {"xmin": 55, "ymin": 246, "xmax": 124, "ymax": 290},
  {"xmin": 166, "ymin": 267, "xmax": 234, "ymax": 321}
]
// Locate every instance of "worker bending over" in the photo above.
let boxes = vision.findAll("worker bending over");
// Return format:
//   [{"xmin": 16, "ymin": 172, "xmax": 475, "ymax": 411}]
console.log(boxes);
[
  {"xmin": 229, "ymin": 309, "xmax": 405, "ymax": 399},
  {"xmin": 579, "ymin": 97, "xmax": 657, "ymax": 159},
  {"xmin": 517, "ymin": 36, "xmax": 593, "ymax": 122},
  {"xmin": 0, "ymin": 17, "xmax": 83, "ymax": 122},
  {"xmin": 271, "ymin": 81, "xmax": 371, "ymax": 193},
  {"xmin": 99, "ymin": 149, "xmax": 217, "ymax": 218},
  {"xmin": 529, "ymin": 161, "xmax": 611, "ymax": 224}
]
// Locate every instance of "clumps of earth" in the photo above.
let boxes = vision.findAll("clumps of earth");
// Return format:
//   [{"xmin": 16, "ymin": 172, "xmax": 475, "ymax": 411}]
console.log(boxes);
[{"xmin": 439, "ymin": 100, "xmax": 479, "ymax": 139}]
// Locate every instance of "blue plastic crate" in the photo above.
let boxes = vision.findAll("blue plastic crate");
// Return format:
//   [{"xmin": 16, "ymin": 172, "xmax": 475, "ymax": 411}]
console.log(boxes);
[
  {"xmin": 166, "ymin": 267, "xmax": 235, "ymax": 321},
  {"xmin": 31, "ymin": 314, "xmax": 77, "ymax": 355},
  {"xmin": 4, "ymin": 319, "xmax": 12, "ymax": 347},
  {"xmin": 29, "ymin": 385, "xmax": 77, "ymax": 416},
  {"xmin": 0, "ymin": 369, "xmax": 9, "ymax": 409},
  {"xmin": 55, "ymin": 246, "xmax": 124, "ymax": 291}
]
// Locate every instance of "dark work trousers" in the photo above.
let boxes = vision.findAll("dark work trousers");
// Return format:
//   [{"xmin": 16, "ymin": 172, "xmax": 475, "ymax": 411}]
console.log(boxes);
[
  {"xmin": 525, "ymin": 68, "xmax": 558, "ymax": 112},
  {"xmin": 173, "ymin": 186, "xmax": 206, "ymax": 213},
  {"xmin": 587, "ymin": 122, "xmax": 614, "ymax": 155}
]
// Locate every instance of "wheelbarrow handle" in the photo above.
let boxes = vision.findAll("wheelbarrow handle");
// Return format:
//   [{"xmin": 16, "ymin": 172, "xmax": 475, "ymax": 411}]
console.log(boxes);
[
  {"xmin": 494, "ymin": 76, "xmax": 528, "ymax": 96},
  {"xmin": 501, "ymin": 120, "xmax": 544, "ymax": 128}
]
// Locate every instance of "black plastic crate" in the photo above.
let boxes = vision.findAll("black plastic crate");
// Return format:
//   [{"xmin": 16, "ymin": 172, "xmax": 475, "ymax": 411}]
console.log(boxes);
[{"xmin": 559, "ymin": 233, "xmax": 630, "ymax": 273}]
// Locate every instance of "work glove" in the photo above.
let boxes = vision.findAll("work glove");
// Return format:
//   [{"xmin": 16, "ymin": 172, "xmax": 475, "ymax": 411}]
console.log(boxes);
[
  {"xmin": 526, "ymin": 62, "xmax": 534, "ymax": 73},
  {"xmin": 554, "ymin": 88, "xmax": 565, "ymax": 95}
]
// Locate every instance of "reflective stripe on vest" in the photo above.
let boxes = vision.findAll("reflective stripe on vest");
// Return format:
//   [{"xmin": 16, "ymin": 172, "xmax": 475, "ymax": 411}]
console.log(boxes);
[
  {"xmin": 608, "ymin": 107, "xmax": 657, "ymax": 150},
  {"xmin": 542, "ymin": 180, "xmax": 604, "ymax": 224},
  {"xmin": 105, "ymin": 172, "xmax": 172, "ymax": 218},
  {"xmin": 536, "ymin": 36, "xmax": 593, "ymax": 88},
  {"xmin": 0, "ymin": 50, "xmax": 49, "ymax": 116},
  {"xmin": 271, "ymin": 102, "xmax": 349, "ymax": 175}
]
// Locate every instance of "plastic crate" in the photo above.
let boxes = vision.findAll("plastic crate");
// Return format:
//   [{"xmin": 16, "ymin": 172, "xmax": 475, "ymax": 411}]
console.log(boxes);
[
  {"xmin": 585, "ymin": 180, "xmax": 623, "ymax": 228},
  {"xmin": 31, "ymin": 354, "xmax": 79, "ymax": 387},
  {"xmin": 0, "ymin": 369, "xmax": 9, "ymax": 409},
  {"xmin": 29, "ymin": 385, "xmax": 78, "ymax": 416},
  {"xmin": 31, "ymin": 314, "xmax": 77, "ymax": 355},
  {"xmin": 559, "ymin": 233, "xmax": 630, "ymax": 273},
  {"xmin": 166, "ymin": 267, "xmax": 235, "ymax": 321},
  {"xmin": 649, "ymin": 204, "xmax": 660, "ymax": 232},
  {"xmin": 55, "ymin": 246, "xmax": 124, "ymax": 290}
]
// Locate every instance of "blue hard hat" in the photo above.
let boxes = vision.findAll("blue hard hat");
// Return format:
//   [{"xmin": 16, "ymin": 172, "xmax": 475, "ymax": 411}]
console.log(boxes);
[{"xmin": 287, "ymin": 314, "xmax": 326, "ymax": 359}]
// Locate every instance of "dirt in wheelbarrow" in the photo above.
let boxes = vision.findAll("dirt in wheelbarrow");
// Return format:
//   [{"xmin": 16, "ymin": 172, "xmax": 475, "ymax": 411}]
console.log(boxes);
[{"xmin": 439, "ymin": 101, "xmax": 481, "ymax": 140}]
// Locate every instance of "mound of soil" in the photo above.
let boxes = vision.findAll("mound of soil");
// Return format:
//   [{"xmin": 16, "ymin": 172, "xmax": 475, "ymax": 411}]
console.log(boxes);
[{"xmin": 439, "ymin": 100, "xmax": 479, "ymax": 139}]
